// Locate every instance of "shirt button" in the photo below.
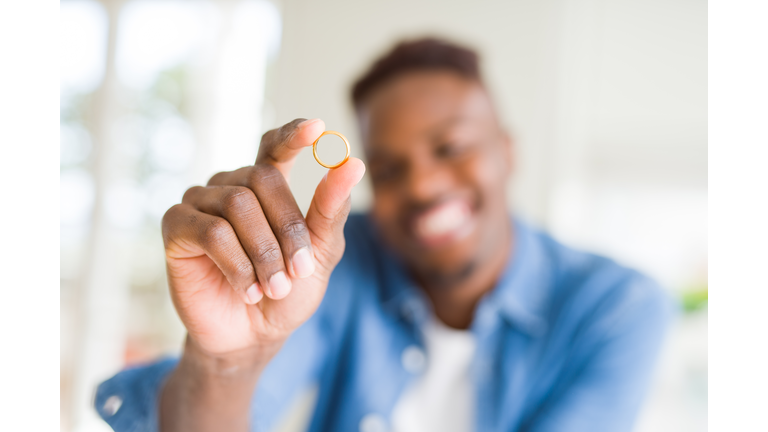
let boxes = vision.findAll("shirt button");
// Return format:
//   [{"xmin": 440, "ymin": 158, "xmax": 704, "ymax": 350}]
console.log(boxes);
[
  {"xmin": 401, "ymin": 345, "xmax": 426, "ymax": 374},
  {"xmin": 102, "ymin": 395, "xmax": 122, "ymax": 416},
  {"xmin": 359, "ymin": 413, "xmax": 388, "ymax": 432}
]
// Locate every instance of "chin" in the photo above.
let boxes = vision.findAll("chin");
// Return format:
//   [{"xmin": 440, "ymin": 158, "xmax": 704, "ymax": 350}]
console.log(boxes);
[
  {"xmin": 402, "ymin": 231, "xmax": 483, "ymax": 284},
  {"xmin": 398, "ymin": 207, "xmax": 509, "ymax": 286}
]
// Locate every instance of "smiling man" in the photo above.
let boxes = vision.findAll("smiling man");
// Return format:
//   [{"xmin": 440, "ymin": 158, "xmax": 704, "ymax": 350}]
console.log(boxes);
[{"xmin": 96, "ymin": 38, "xmax": 674, "ymax": 432}]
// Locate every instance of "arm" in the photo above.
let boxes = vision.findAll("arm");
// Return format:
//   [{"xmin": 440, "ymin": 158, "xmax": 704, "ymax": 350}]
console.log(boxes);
[
  {"xmin": 159, "ymin": 336, "xmax": 282, "ymax": 432},
  {"xmin": 96, "ymin": 118, "xmax": 365, "ymax": 432}
]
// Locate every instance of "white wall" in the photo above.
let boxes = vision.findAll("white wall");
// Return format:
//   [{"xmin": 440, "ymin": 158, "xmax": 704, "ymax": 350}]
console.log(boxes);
[
  {"xmin": 269, "ymin": 0, "xmax": 705, "ymax": 229},
  {"xmin": 268, "ymin": 0, "xmax": 561, "ymax": 218}
]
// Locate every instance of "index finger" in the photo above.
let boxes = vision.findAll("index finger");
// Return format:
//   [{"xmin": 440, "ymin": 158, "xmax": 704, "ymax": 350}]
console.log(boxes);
[{"xmin": 256, "ymin": 118, "xmax": 326, "ymax": 180}]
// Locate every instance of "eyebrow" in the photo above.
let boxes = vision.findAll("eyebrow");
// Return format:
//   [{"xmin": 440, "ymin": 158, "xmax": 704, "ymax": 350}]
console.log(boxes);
[
  {"xmin": 365, "ymin": 147, "xmax": 394, "ymax": 161},
  {"xmin": 427, "ymin": 116, "xmax": 468, "ymax": 136},
  {"xmin": 364, "ymin": 115, "xmax": 475, "ymax": 159}
]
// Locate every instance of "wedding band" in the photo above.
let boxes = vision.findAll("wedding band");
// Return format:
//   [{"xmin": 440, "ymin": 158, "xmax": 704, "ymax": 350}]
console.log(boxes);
[{"xmin": 312, "ymin": 131, "xmax": 350, "ymax": 169}]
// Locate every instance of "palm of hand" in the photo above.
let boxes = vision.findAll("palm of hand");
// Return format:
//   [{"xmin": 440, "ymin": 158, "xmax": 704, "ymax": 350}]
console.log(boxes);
[{"xmin": 167, "ymin": 242, "xmax": 331, "ymax": 355}]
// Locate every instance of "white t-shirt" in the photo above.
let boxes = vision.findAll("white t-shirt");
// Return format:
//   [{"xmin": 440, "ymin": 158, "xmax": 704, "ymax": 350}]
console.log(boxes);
[{"xmin": 390, "ymin": 316, "xmax": 477, "ymax": 432}]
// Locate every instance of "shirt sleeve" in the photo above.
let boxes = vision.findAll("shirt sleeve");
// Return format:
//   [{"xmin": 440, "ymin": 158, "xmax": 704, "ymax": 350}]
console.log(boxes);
[
  {"xmin": 93, "ymin": 306, "xmax": 336, "ymax": 432},
  {"xmin": 94, "ymin": 357, "xmax": 179, "ymax": 432},
  {"xmin": 523, "ymin": 274, "xmax": 677, "ymax": 432},
  {"xmin": 92, "ymin": 216, "xmax": 364, "ymax": 432}
]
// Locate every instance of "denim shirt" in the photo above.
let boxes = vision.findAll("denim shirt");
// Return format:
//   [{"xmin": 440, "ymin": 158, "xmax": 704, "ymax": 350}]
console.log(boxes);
[{"xmin": 95, "ymin": 214, "xmax": 675, "ymax": 432}]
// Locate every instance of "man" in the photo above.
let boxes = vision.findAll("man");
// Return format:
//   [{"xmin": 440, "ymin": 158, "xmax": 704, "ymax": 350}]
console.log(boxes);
[{"xmin": 95, "ymin": 38, "xmax": 673, "ymax": 432}]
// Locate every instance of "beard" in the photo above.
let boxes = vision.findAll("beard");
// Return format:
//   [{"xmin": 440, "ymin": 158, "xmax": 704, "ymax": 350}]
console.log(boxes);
[{"xmin": 412, "ymin": 257, "xmax": 478, "ymax": 290}]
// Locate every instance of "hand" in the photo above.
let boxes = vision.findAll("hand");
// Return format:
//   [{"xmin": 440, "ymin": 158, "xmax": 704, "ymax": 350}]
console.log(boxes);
[{"xmin": 161, "ymin": 118, "xmax": 365, "ymax": 357}]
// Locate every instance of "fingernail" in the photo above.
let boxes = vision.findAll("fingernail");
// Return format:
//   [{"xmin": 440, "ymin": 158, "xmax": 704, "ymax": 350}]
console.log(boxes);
[
  {"xmin": 268, "ymin": 271, "xmax": 292, "ymax": 299},
  {"xmin": 300, "ymin": 118, "xmax": 321, "ymax": 129},
  {"xmin": 292, "ymin": 248, "xmax": 316, "ymax": 278},
  {"xmin": 245, "ymin": 283, "xmax": 262, "ymax": 304}
]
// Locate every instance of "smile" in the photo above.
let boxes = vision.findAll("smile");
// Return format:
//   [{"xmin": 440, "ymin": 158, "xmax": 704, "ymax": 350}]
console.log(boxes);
[{"xmin": 411, "ymin": 198, "xmax": 474, "ymax": 248}]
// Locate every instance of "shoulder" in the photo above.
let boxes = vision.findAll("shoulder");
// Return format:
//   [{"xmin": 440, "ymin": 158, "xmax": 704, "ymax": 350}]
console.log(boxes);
[
  {"xmin": 342, "ymin": 212, "xmax": 377, "ymax": 249},
  {"xmin": 523, "ymin": 222, "xmax": 676, "ymax": 338},
  {"xmin": 336, "ymin": 212, "xmax": 382, "ymax": 275}
]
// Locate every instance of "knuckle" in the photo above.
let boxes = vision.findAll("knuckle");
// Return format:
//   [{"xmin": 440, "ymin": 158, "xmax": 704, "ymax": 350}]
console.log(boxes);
[
  {"xmin": 251, "ymin": 164, "xmax": 283, "ymax": 185},
  {"xmin": 161, "ymin": 204, "xmax": 184, "ymax": 239},
  {"xmin": 232, "ymin": 259, "xmax": 255, "ymax": 281},
  {"xmin": 221, "ymin": 186, "xmax": 256, "ymax": 212},
  {"xmin": 201, "ymin": 218, "xmax": 231, "ymax": 246},
  {"xmin": 163, "ymin": 203, "xmax": 184, "ymax": 222},
  {"xmin": 253, "ymin": 163, "xmax": 279, "ymax": 178},
  {"xmin": 181, "ymin": 186, "xmax": 204, "ymax": 203},
  {"xmin": 253, "ymin": 241, "xmax": 283, "ymax": 265},
  {"xmin": 207, "ymin": 171, "xmax": 227, "ymax": 186},
  {"xmin": 259, "ymin": 128, "xmax": 277, "ymax": 146},
  {"xmin": 277, "ymin": 219, "xmax": 309, "ymax": 241}
]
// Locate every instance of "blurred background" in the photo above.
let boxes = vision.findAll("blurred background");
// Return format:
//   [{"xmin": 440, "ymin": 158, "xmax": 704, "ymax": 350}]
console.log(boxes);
[{"xmin": 59, "ymin": 0, "xmax": 707, "ymax": 431}]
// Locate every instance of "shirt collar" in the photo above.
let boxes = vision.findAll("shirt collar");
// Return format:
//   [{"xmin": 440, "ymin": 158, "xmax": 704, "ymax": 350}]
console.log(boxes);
[
  {"xmin": 478, "ymin": 217, "xmax": 550, "ymax": 337},
  {"xmin": 367, "ymin": 214, "xmax": 550, "ymax": 337}
]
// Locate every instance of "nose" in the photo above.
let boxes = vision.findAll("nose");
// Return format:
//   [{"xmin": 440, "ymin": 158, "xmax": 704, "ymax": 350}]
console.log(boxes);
[{"xmin": 404, "ymin": 157, "xmax": 454, "ymax": 205}]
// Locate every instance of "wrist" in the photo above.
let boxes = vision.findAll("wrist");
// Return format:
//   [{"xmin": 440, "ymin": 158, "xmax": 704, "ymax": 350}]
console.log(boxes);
[
  {"xmin": 160, "ymin": 335, "xmax": 283, "ymax": 432},
  {"xmin": 181, "ymin": 334, "xmax": 285, "ymax": 380}
]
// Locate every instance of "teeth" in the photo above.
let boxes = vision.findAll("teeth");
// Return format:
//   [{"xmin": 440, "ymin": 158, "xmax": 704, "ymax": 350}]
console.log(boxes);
[{"xmin": 415, "ymin": 201, "xmax": 470, "ymax": 240}]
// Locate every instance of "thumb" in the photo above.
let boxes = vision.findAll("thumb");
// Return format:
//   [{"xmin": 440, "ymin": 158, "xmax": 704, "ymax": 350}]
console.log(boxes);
[{"xmin": 305, "ymin": 157, "xmax": 366, "ymax": 250}]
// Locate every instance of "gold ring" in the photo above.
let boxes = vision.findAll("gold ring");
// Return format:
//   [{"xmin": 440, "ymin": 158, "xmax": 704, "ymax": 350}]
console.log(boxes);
[{"xmin": 312, "ymin": 131, "xmax": 350, "ymax": 169}]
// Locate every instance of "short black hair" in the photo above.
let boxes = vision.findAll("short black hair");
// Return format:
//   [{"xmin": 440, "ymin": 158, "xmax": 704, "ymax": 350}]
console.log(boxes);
[{"xmin": 351, "ymin": 37, "xmax": 482, "ymax": 110}]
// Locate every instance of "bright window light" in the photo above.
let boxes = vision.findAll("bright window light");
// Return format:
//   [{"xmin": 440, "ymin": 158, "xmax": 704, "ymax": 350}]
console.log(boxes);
[{"xmin": 60, "ymin": 0, "xmax": 108, "ymax": 95}]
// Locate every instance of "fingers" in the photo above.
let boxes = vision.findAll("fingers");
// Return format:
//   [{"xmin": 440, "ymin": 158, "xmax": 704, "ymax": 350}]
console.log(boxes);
[
  {"xmin": 162, "ymin": 203, "xmax": 264, "ymax": 305},
  {"xmin": 174, "ymin": 118, "xmax": 362, "ymax": 306},
  {"xmin": 181, "ymin": 185, "xmax": 298, "ymax": 300},
  {"xmin": 305, "ymin": 157, "xmax": 366, "ymax": 248},
  {"xmin": 246, "ymin": 164, "xmax": 316, "ymax": 280},
  {"xmin": 256, "ymin": 118, "xmax": 326, "ymax": 180},
  {"xmin": 207, "ymin": 163, "xmax": 316, "ymax": 279}
]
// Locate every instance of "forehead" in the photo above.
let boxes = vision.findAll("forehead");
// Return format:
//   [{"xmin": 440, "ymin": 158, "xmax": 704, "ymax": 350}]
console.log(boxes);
[{"xmin": 358, "ymin": 71, "xmax": 495, "ymax": 148}]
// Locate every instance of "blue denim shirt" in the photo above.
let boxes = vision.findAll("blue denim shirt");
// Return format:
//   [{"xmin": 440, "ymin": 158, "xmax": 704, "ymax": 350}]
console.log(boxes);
[{"xmin": 95, "ymin": 214, "xmax": 675, "ymax": 432}]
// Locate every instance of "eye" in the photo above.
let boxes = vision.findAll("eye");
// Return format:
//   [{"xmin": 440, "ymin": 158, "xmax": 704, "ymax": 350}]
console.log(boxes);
[
  {"xmin": 371, "ymin": 162, "xmax": 404, "ymax": 183},
  {"xmin": 435, "ymin": 141, "xmax": 465, "ymax": 159}
]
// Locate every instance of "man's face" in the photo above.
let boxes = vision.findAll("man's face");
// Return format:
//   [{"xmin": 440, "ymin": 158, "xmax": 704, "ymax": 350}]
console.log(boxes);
[{"xmin": 359, "ymin": 71, "xmax": 513, "ymax": 284}]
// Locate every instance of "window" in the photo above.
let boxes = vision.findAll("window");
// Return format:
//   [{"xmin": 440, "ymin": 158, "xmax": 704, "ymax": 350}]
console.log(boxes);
[{"xmin": 60, "ymin": 1, "xmax": 281, "ymax": 430}]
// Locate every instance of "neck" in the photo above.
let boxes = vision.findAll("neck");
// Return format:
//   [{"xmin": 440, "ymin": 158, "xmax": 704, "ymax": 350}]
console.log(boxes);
[{"xmin": 418, "ymin": 217, "xmax": 513, "ymax": 329}]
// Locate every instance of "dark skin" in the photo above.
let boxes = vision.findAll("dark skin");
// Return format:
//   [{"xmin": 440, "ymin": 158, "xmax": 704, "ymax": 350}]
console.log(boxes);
[
  {"xmin": 363, "ymin": 70, "xmax": 513, "ymax": 328},
  {"xmin": 159, "ymin": 70, "xmax": 513, "ymax": 431}
]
